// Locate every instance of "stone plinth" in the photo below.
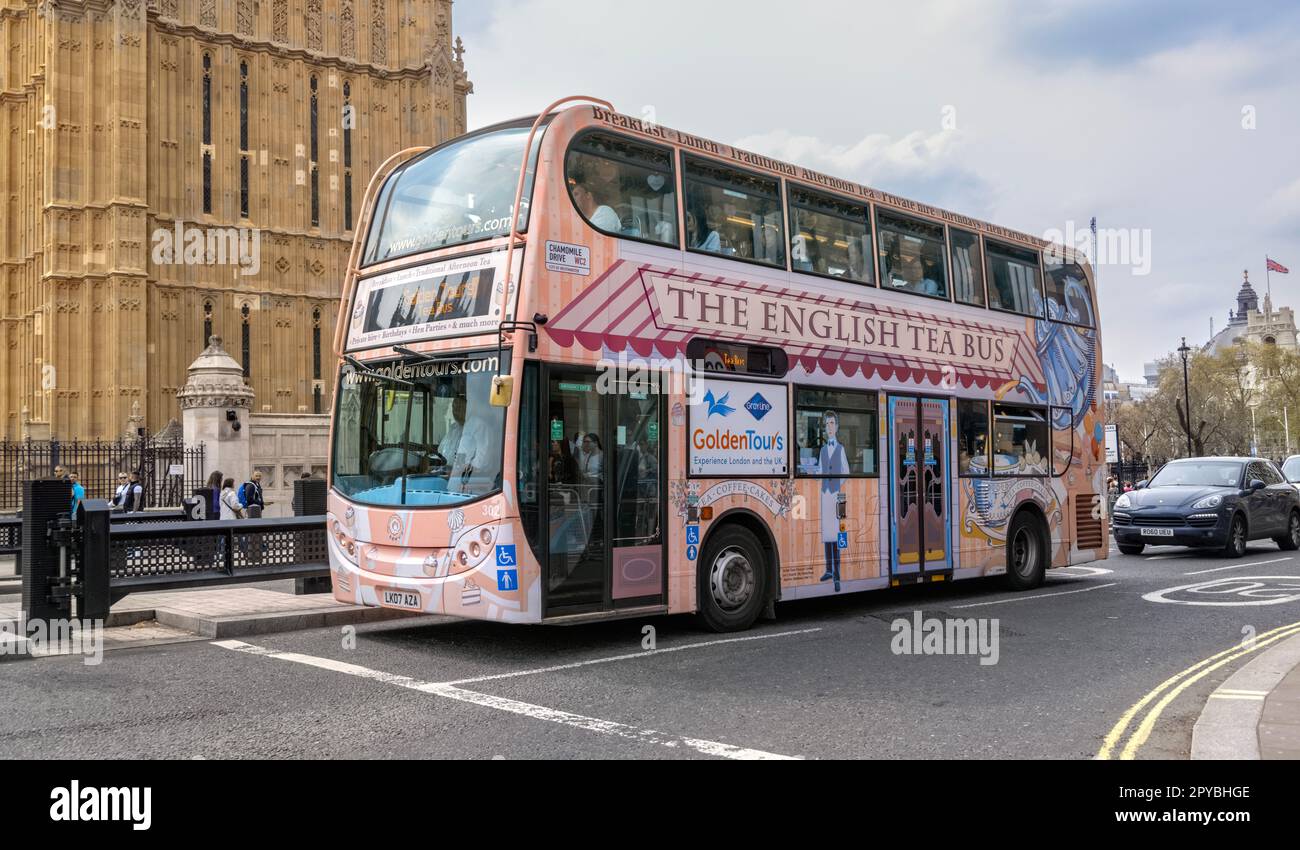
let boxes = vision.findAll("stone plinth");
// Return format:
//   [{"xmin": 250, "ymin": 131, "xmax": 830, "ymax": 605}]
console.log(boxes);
[{"xmin": 177, "ymin": 337, "xmax": 254, "ymax": 484}]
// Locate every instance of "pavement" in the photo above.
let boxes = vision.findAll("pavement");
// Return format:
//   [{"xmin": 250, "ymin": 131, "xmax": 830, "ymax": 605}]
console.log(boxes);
[
  {"xmin": 1191, "ymin": 629, "xmax": 1300, "ymax": 759},
  {"xmin": 3, "ymin": 541, "xmax": 1300, "ymax": 757}
]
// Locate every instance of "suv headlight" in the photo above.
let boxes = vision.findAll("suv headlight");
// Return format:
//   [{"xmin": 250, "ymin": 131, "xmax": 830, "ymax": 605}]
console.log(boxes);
[
  {"xmin": 1114, "ymin": 494, "xmax": 1131, "ymax": 510},
  {"xmin": 1191, "ymin": 494, "xmax": 1223, "ymax": 510}
]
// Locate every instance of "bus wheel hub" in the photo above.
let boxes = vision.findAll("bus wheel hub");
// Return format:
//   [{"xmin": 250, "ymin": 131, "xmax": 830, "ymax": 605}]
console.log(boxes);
[{"xmin": 710, "ymin": 548, "xmax": 754, "ymax": 611}]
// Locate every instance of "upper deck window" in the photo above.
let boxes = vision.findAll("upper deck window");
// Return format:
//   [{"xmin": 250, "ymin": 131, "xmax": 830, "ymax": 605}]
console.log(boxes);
[
  {"xmin": 565, "ymin": 132, "xmax": 677, "ymax": 246},
  {"xmin": 985, "ymin": 240, "xmax": 1044, "ymax": 318},
  {"xmin": 1044, "ymin": 255, "xmax": 1095, "ymax": 327},
  {"xmin": 363, "ymin": 123, "xmax": 545, "ymax": 265},
  {"xmin": 788, "ymin": 187, "xmax": 872, "ymax": 285},
  {"xmin": 877, "ymin": 211, "xmax": 948, "ymax": 299},
  {"xmin": 683, "ymin": 156, "xmax": 785, "ymax": 267},
  {"xmin": 950, "ymin": 228, "xmax": 985, "ymax": 307}
]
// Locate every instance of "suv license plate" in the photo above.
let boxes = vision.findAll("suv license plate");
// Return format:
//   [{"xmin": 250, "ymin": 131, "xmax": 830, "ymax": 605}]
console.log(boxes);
[{"xmin": 1140, "ymin": 527, "xmax": 1175, "ymax": 537}]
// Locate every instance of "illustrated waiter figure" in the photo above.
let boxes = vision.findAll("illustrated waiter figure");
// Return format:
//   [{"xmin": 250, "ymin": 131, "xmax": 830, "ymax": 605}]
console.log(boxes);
[{"xmin": 818, "ymin": 410, "xmax": 850, "ymax": 592}]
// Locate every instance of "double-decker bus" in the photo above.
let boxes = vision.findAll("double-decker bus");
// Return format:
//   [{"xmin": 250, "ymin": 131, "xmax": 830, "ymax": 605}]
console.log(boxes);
[{"xmin": 328, "ymin": 96, "xmax": 1107, "ymax": 632}]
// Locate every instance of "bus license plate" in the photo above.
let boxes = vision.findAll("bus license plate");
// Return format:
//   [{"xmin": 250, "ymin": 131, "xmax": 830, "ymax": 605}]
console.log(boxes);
[
  {"xmin": 381, "ymin": 589, "xmax": 421, "ymax": 609},
  {"xmin": 1140, "ymin": 527, "xmax": 1175, "ymax": 537}
]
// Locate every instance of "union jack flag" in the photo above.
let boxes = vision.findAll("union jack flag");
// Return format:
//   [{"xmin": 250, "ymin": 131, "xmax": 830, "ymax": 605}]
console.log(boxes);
[{"xmin": 1267, "ymin": 257, "xmax": 1290, "ymax": 274}]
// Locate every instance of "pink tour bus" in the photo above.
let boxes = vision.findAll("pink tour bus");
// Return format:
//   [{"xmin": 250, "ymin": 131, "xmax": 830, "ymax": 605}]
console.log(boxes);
[{"xmin": 327, "ymin": 97, "xmax": 1108, "ymax": 631}]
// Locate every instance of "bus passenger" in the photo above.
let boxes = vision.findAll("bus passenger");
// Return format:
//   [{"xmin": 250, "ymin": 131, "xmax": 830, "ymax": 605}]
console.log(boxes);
[
  {"xmin": 686, "ymin": 200, "xmax": 720, "ymax": 252},
  {"xmin": 569, "ymin": 169, "xmax": 622, "ymax": 233},
  {"xmin": 579, "ymin": 432, "xmax": 604, "ymax": 485}
]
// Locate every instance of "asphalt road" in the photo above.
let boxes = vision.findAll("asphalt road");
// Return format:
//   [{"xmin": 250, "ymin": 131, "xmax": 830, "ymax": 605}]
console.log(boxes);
[{"xmin": 4, "ymin": 540, "xmax": 1300, "ymax": 760}]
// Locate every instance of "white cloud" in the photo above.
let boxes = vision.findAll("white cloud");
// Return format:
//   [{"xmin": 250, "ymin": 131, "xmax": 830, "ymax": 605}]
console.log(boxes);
[{"xmin": 733, "ymin": 127, "xmax": 963, "ymax": 185}]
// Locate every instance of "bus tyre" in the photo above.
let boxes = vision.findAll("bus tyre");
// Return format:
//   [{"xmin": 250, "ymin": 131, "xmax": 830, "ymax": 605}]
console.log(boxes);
[
  {"xmin": 1003, "ymin": 511, "xmax": 1047, "ymax": 590},
  {"xmin": 697, "ymin": 524, "xmax": 768, "ymax": 633}
]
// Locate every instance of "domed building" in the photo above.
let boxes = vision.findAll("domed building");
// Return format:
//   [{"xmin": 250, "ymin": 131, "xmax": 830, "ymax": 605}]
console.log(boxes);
[{"xmin": 1206, "ymin": 270, "xmax": 1299, "ymax": 352}]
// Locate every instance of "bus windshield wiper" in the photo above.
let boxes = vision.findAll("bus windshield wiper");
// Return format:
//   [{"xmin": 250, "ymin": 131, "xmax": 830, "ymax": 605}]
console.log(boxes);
[{"xmin": 392, "ymin": 345, "xmax": 437, "ymax": 364}]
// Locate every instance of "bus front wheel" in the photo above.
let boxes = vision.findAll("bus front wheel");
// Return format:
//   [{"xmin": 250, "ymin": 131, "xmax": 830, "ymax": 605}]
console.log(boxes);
[{"xmin": 697, "ymin": 524, "xmax": 768, "ymax": 632}]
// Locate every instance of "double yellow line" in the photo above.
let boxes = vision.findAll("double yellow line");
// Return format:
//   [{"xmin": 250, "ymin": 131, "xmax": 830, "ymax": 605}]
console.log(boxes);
[{"xmin": 1097, "ymin": 619, "xmax": 1300, "ymax": 760}]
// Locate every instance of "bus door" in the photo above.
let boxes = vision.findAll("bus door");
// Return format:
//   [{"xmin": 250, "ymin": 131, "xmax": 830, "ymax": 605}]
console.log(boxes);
[
  {"xmin": 544, "ymin": 368, "xmax": 665, "ymax": 613},
  {"xmin": 886, "ymin": 396, "xmax": 953, "ymax": 579}
]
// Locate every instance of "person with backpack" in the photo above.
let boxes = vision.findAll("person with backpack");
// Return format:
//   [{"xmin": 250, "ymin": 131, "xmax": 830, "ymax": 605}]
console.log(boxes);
[{"xmin": 238, "ymin": 470, "xmax": 265, "ymax": 517}]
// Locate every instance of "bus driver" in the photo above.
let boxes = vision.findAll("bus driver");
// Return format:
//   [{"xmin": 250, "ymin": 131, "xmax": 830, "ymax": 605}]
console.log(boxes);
[{"xmin": 437, "ymin": 395, "xmax": 497, "ymax": 493}]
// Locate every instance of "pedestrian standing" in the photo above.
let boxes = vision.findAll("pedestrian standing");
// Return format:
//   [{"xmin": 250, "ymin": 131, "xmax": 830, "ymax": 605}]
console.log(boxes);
[
  {"xmin": 238, "ymin": 470, "xmax": 265, "ymax": 516},
  {"xmin": 205, "ymin": 470, "xmax": 223, "ymax": 519},
  {"xmin": 68, "ymin": 471, "xmax": 85, "ymax": 514},
  {"xmin": 120, "ymin": 471, "xmax": 145, "ymax": 513},
  {"xmin": 220, "ymin": 477, "xmax": 245, "ymax": 520},
  {"xmin": 111, "ymin": 472, "xmax": 131, "ymax": 510}
]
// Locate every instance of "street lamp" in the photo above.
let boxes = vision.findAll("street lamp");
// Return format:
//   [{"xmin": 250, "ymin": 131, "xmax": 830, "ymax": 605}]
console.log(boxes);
[{"xmin": 1178, "ymin": 337, "xmax": 1193, "ymax": 457}]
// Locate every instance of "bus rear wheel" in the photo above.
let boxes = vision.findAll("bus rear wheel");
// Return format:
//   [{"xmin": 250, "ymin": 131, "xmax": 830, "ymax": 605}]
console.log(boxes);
[
  {"xmin": 697, "ymin": 524, "xmax": 768, "ymax": 633},
  {"xmin": 1003, "ymin": 511, "xmax": 1047, "ymax": 590}
]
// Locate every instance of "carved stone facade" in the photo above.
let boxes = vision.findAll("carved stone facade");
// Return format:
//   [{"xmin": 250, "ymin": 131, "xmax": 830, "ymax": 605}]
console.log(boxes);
[{"xmin": 0, "ymin": 0, "xmax": 472, "ymax": 439}]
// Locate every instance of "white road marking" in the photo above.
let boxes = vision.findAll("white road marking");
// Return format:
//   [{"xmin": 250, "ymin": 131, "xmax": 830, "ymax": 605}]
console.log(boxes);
[
  {"xmin": 212, "ymin": 639, "xmax": 799, "ymax": 760},
  {"xmin": 446, "ymin": 628, "xmax": 822, "ymax": 685},
  {"xmin": 1143, "ymin": 576, "xmax": 1300, "ymax": 606},
  {"xmin": 1184, "ymin": 557, "xmax": 1293, "ymax": 576},
  {"xmin": 950, "ymin": 582, "xmax": 1117, "ymax": 609},
  {"xmin": 1049, "ymin": 565, "xmax": 1114, "ymax": 578},
  {"xmin": 1145, "ymin": 553, "xmax": 1198, "ymax": 560}
]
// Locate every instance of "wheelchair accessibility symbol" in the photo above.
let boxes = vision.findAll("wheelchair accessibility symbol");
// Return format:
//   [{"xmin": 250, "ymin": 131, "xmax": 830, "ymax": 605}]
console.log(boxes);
[
  {"xmin": 495, "ymin": 545, "xmax": 516, "ymax": 567},
  {"xmin": 686, "ymin": 525, "xmax": 700, "ymax": 546}
]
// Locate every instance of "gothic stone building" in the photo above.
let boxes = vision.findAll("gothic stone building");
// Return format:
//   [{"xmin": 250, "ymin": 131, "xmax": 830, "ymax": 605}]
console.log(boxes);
[{"xmin": 0, "ymin": 0, "xmax": 471, "ymax": 440}]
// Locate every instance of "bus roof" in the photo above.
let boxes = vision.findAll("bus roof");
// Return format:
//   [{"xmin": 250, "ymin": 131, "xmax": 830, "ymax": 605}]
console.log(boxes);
[{"xmin": 544, "ymin": 103, "xmax": 1089, "ymax": 271}]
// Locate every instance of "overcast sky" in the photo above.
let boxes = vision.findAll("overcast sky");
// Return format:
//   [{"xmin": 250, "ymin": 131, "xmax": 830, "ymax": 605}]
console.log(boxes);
[{"xmin": 455, "ymin": 0, "xmax": 1300, "ymax": 380}]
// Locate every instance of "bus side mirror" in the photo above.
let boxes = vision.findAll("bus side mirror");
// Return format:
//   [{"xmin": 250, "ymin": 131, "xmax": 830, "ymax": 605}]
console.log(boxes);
[{"xmin": 489, "ymin": 375, "xmax": 513, "ymax": 407}]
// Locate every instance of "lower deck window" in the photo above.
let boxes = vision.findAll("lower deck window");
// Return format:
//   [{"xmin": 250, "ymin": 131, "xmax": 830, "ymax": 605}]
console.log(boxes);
[
  {"xmin": 991, "ymin": 403, "xmax": 1049, "ymax": 476},
  {"xmin": 794, "ymin": 387, "xmax": 878, "ymax": 476},
  {"xmin": 957, "ymin": 399, "xmax": 989, "ymax": 476}
]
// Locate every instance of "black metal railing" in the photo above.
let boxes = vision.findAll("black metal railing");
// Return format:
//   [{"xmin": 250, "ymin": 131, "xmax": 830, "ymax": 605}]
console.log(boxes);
[
  {"xmin": 0, "ymin": 438, "xmax": 206, "ymax": 512},
  {"xmin": 0, "ymin": 515, "xmax": 19, "ymax": 561},
  {"xmin": 104, "ymin": 517, "xmax": 327, "ymax": 589}
]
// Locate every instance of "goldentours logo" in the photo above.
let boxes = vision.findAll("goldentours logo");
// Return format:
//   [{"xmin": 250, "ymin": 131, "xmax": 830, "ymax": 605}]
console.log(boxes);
[
  {"xmin": 703, "ymin": 388, "xmax": 735, "ymax": 418},
  {"xmin": 891, "ymin": 612, "xmax": 1000, "ymax": 666},
  {"xmin": 151, "ymin": 219, "xmax": 261, "ymax": 276},
  {"xmin": 50, "ymin": 780, "xmax": 151, "ymax": 831}
]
